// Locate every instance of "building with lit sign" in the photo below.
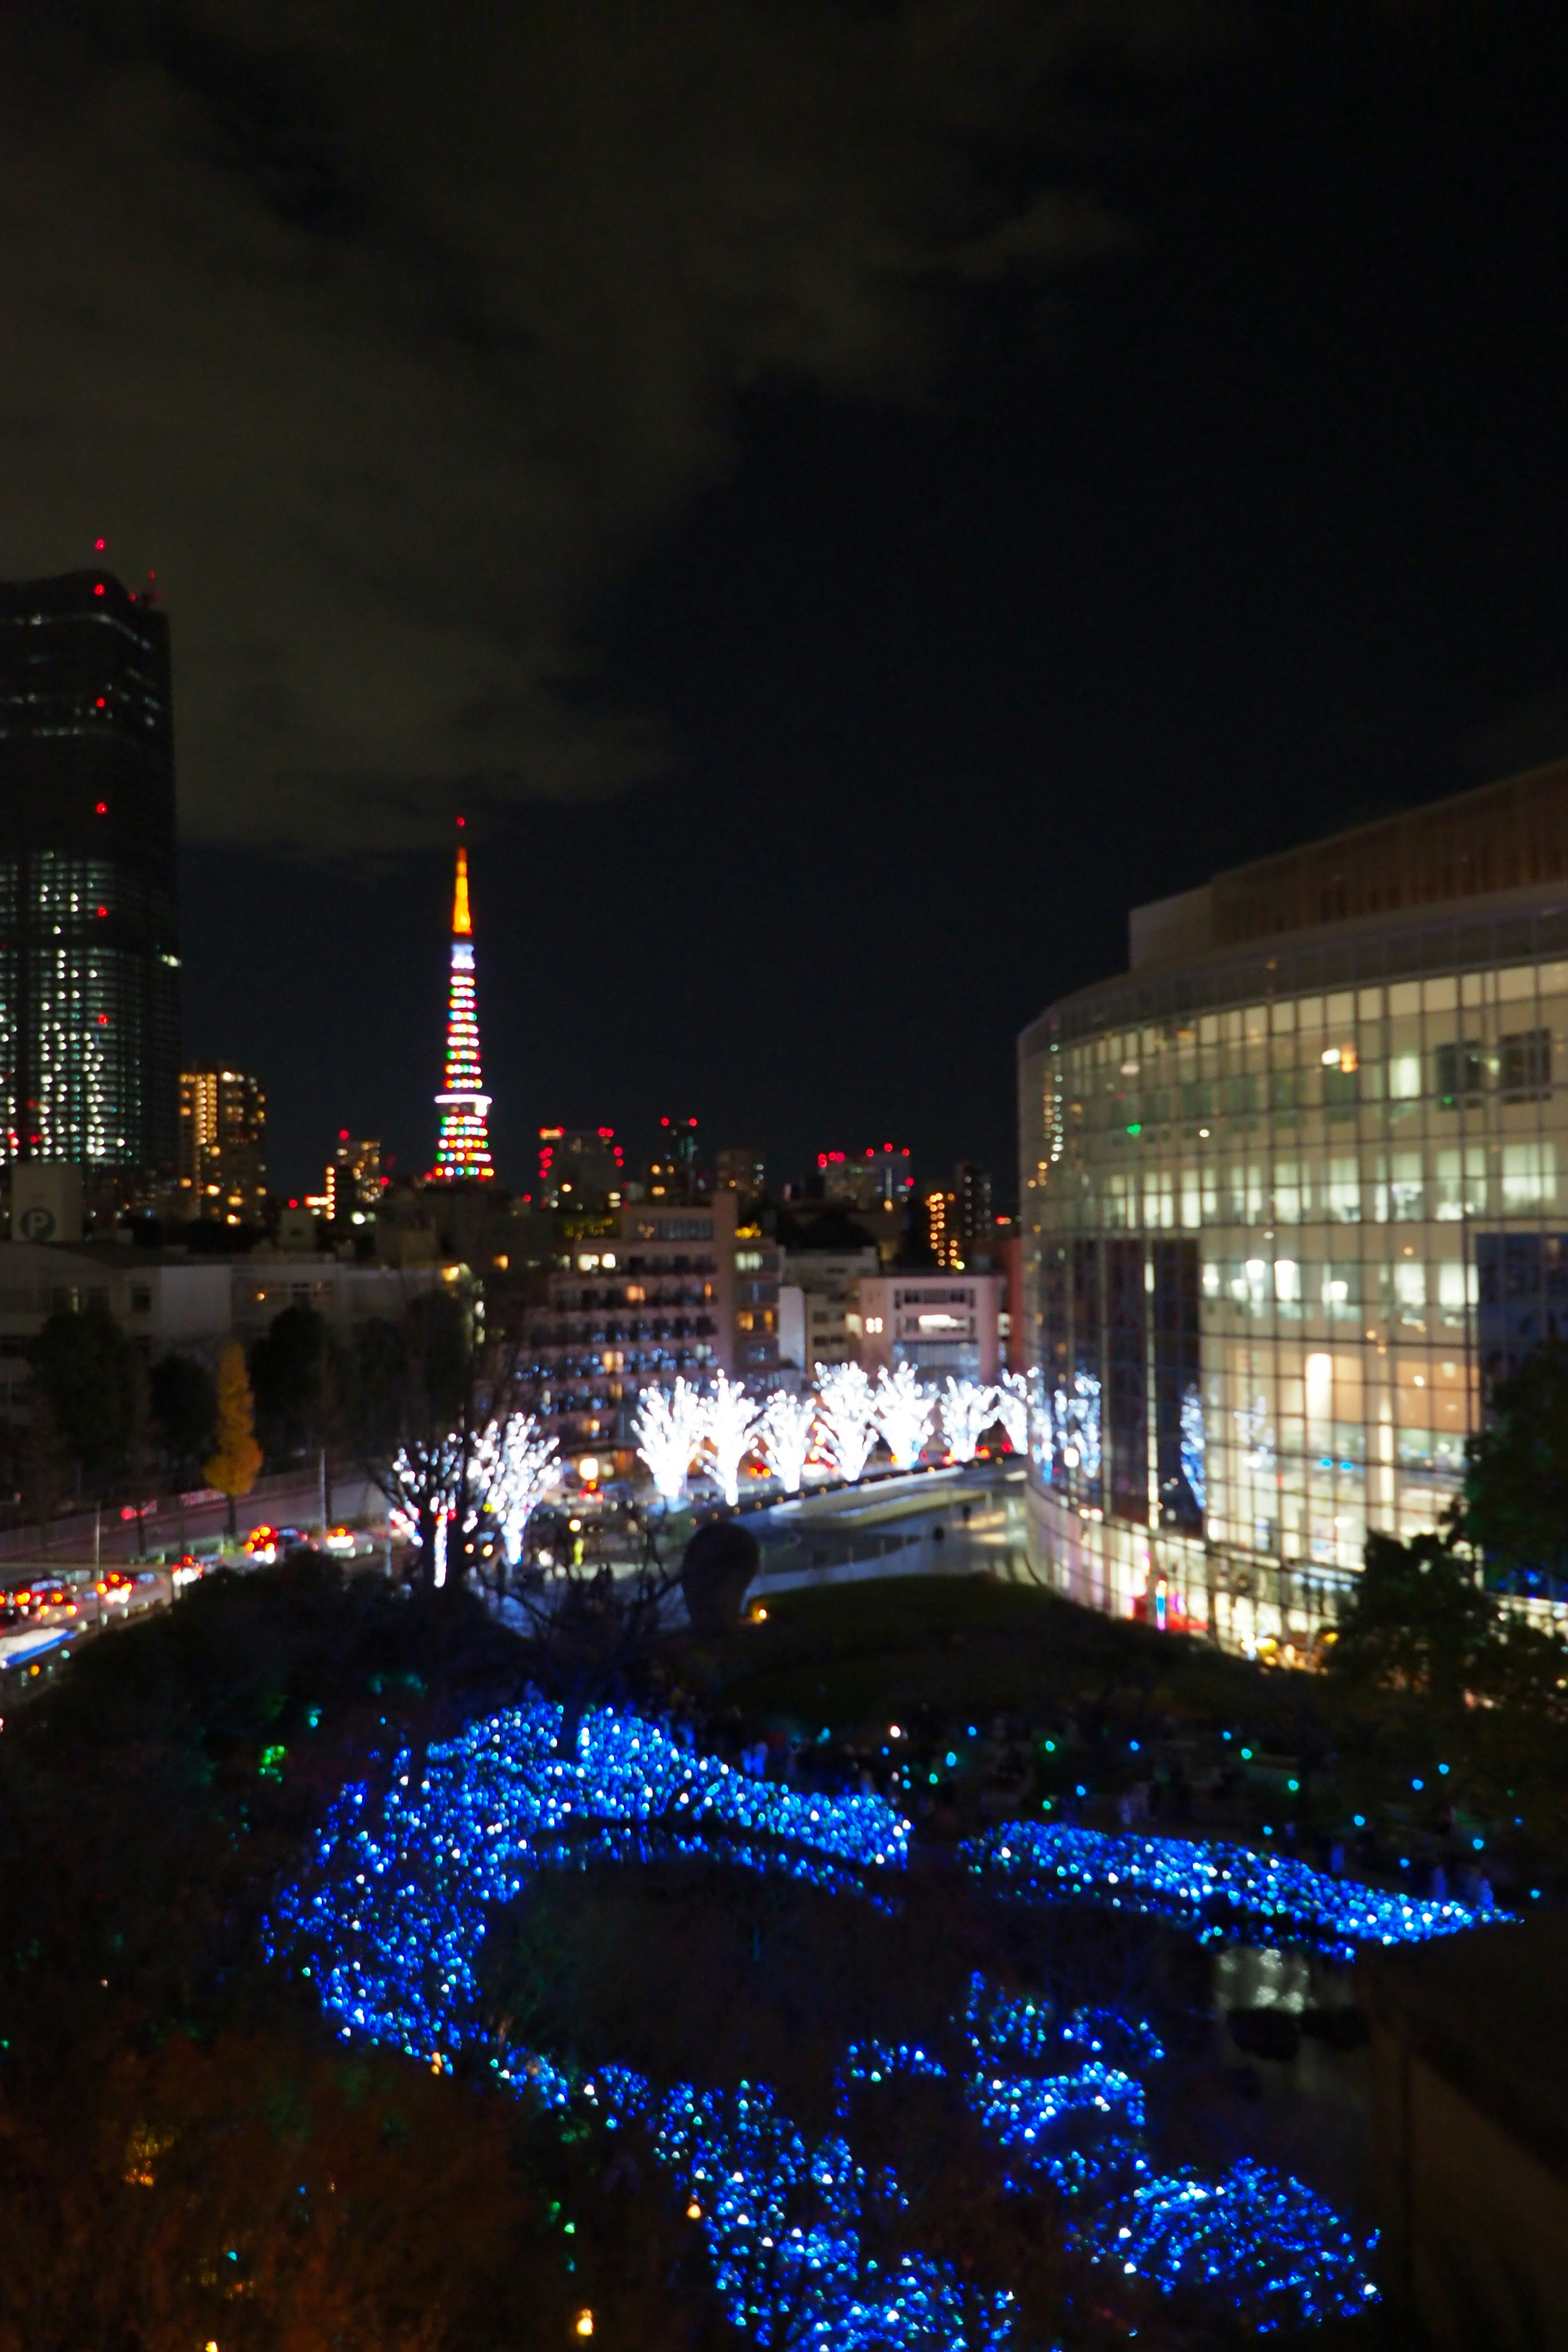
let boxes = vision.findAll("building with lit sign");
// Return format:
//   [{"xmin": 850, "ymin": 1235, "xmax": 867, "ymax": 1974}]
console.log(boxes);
[
  {"xmin": 0, "ymin": 568, "xmax": 180, "ymax": 1181},
  {"xmin": 1019, "ymin": 757, "xmax": 1568, "ymax": 1655},
  {"xmin": 178, "ymin": 1067, "xmax": 266, "ymax": 1225}
]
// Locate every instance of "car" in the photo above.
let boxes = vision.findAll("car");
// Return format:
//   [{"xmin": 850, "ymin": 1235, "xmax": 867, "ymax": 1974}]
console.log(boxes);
[{"xmin": 323, "ymin": 1526, "xmax": 357, "ymax": 1557}]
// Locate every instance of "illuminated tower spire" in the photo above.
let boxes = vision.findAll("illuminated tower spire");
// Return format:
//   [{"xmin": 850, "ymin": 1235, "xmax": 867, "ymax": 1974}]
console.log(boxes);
[{"xmin": 432, "ymin": 823, "xmax": 494, "ymax": 1181}]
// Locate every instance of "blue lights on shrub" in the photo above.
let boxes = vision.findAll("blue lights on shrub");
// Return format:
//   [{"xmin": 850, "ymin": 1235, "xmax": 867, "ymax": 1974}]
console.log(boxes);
[
  {"xmin": 965, "ymin": 1821, "xmax": 1507, "ymax": 1964},
  {"xmin": 271, "ymin": 1699, "xmax": 1396, "ymax": 2341},
  {"xmin": 1078, "ymin": 2159, "xmax": 1381, "ymax": 2332}
]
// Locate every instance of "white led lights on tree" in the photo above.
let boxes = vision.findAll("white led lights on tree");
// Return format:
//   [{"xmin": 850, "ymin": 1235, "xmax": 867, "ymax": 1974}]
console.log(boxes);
[
  {"xmin": 872, "ymin": 1362, "xmax": 935, "ymax": 1471},
  {"xmin": 385, "ymin": 1433, "xmax": 467, "ymax": 1586},
  {"xmin": 700, "ymin": 1371, "xmax": 761, "ymax": 1509},
  {"xmin": 993, "ymin": 1368, "xmax": 1033, "ymax": 1458},
  {"xmin": 813, "ymin": 1360, "xmax": 879, "ymax": 1483},
  {"xmin": 482, "ymin": 1411, "xmax": 562, "ymax": 1566},
  {"xmin": 940, "ymin": 1376, "xmax": 999, "ymax": 1464},
  {"xmin": 633, "ymin": 1376, "xmax": 706, "ymax": 1506},
  {"xmin": 755, "ymin": 1388, "xmax": 817, "ymax": 1494}
]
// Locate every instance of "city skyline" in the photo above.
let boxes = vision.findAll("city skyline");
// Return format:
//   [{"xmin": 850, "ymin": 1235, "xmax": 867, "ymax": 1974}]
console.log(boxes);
[{"xmin": 0, "ymin": 11, "xmax": 1546, "ymax": 1202}]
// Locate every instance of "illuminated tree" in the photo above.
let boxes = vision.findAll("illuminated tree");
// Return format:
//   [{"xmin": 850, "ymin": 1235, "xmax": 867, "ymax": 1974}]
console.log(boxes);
[
  {"xmin": 633, "ymin": 1376, "xmax": 705, "ymax": 1507},
  {"xmin": 940, "ymin": 1376, "xmax": 998, "ymax": 1464},
  {"xmin": 203, "ymin": 1342, "xmax": 263, "ymax": 1538},
  {"xmin": 814, "ymin": 1361, "xmax": 878, "ymax": 1483},
  {"xmin": 484, "ymin": 1411, "xmax": 562, "ymax": 1568},
  {"xmin": 756, "ymin": 1388, "xmax": 816, "ymax": 1494},
  {"xmin": 873, "ymin": 1362, "xmax": 934, "ymax": 1471},
  {"xmin": 993, "ymin": 1369, "xmax": 1032, "ymax": 1458},
  {"xmin": 384, "ymin": 1432, "xmax": 466, "ymax": 1586},
  {"xmin": 701, "ymin": 1372, "xmax": 761, "ymax": 1508}
]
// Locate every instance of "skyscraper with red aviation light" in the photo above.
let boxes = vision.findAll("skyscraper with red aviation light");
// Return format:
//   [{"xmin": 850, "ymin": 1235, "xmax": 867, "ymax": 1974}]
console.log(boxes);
[{"xmin": 430, "ymin": 827, "xmax": 494, "ymax": 1181}]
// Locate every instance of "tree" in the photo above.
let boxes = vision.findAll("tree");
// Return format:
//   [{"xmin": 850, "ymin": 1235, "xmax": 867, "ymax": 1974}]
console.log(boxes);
[
  {"xmin": 19, "ymin": 1386, "xmax": 67, "ymax": 1546},
  {"xmin": 756, "ymin": 1389, "xmax": 816, "ymax": 1494},
  {"xmin": 872, "ymin": 1362, "xmax": 935, "ymax": 1471},
  {"xmin": 203, "ymin": 1342, "xmax": 263, "ymax": 1537},
  {"xmin": 28, "ymin": 1301, "xmax": 137, "ymax": 1492},
  {"xmin": 1458, "ymin": 1339, "xmax": 1568, "ymax": 1585},
  {"xmin": 149, "ymin": 1352, "xmax": 217, "ymax": 1484},
  {"xmin": 345, "ymin": 1289, "xmax": 537, "ymax": 1591},
  {"xmin": 993, "ymin": 1369, "xmax": 1033, "ymax": 1458},
  {"xmin": 940, "ymin": 1377, "xmax": 998, "ymax": 1466},
  {"xmin": 1327, "ymin": 1530, "xmax": 1496, "ymax": 1708},
  {"xmin": 485, "ymin": 1412, "xmax": 561, "ymax": 1574},
  {"xmin": 632, "ymin": 1378, "xmax": 705, "ymax": 1508},
  {"xmin": 247, "ymin": 1301, "xmax": 328, "ymax": 1464},
  {"xmin": 814, "ymin": 1362, "xmax": 878, "ymax": 1483},
  {"xmin": 700, "ymin": 1372, "xmax": 760, "ymax": 1509}
]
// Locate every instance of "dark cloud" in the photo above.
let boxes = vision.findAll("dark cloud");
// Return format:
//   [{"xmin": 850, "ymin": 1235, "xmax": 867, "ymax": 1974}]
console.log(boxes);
[{"xmin": 0, "ymin": 0, "xmax": 1194, "ymax": 850}]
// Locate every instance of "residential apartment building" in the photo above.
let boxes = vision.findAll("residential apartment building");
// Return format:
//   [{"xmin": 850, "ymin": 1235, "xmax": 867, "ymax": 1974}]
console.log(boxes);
[{"xmin": 517, "ymin": 1188, "xmax": 781, "ymax": 1461}]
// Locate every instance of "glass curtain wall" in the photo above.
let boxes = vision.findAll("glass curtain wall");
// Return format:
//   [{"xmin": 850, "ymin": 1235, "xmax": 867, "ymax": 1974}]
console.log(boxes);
[{"xmin": 1020, "ymin": 919, "xmax": 1568, "ymax": 1656}]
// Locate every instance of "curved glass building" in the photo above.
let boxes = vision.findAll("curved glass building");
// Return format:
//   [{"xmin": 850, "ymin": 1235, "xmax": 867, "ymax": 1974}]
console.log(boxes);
[{"xmin": 1019, "ymin": 761, "xmax": 1568, "ymax": 1657}]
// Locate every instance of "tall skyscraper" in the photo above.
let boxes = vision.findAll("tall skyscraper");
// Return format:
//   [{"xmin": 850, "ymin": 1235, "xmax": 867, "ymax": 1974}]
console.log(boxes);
[
  {"xmin": 431, "ymin": 829, "xmax": 493, "ymax": 1181},
  {"xmin": 0, "ymin": 567, "xmax": 180, "ymax": 1177},
  {"xmin": 178, "ymin": 1067, "xmax": 266, "ymax": 1224}
]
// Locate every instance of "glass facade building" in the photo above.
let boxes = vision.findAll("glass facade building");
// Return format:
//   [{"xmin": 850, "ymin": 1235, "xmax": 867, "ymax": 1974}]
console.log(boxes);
[
  {"xmin": 1018, "ymin": 761, "xmax": 1568, "ymax": 1657},
  {"xmin": 0, "ymin": 569, "xmax": 180, "ymax": 1178}
]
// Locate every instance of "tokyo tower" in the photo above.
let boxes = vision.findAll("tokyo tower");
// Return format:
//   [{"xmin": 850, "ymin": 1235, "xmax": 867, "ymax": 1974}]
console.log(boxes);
[{"xmin": 431, "ymin": 825, "xmax": 494, "ymax": 1181}]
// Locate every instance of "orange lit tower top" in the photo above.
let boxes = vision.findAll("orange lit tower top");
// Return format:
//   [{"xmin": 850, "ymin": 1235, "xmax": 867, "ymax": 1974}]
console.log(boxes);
[{"xmin": 431, "ymin": 822, "xmax": 494, "ymax": 1181}]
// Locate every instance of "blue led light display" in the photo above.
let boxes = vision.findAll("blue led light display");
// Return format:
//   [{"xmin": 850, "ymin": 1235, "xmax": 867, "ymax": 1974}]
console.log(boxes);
[
  {"xmin": 966, "ymin": 1820, "xmax": 1508, "ymax": 1964},
  {"xmin": 1078, "ymin": 2158, "xmax": 1381, "ymax": 2331},
  {"xmin": 270, "ymin": 1699, "xmax": 1403, "ymax": 2341}
]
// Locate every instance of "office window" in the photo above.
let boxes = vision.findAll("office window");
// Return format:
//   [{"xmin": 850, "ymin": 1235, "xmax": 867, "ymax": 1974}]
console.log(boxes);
[
  {"xmin": 1500, "ymin": 1026, "xmax": 1551, "ymax": 1101},
  {"xmin": 1434, "ymin": 1039, "xmax": 1485, "ymax": 1108}
]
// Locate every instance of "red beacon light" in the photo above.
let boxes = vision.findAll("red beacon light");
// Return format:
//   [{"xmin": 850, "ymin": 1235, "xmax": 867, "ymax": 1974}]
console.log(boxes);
[
  {"xmin": 94, "ymin": 538, "xmax": 105, "ymax": 552},
  {"xmin": 94, "ymin": 801, "xmax": 107, "ymax": 815}
]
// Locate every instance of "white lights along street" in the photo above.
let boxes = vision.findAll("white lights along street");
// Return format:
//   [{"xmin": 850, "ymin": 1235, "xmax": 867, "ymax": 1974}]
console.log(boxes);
[{"xmin": 255, "ymin": 1695, "xmax": 1496, "ymax": 2341}]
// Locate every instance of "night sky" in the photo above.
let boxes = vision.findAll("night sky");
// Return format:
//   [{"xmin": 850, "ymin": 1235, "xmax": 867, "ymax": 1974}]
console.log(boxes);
[{"xmin": 6, "ymin": 5, "xmax": 1568, "ymax": 1198}]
